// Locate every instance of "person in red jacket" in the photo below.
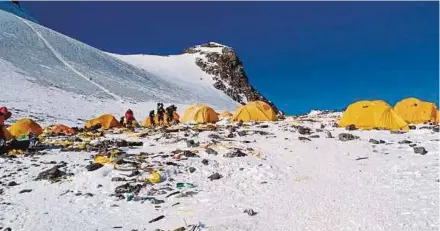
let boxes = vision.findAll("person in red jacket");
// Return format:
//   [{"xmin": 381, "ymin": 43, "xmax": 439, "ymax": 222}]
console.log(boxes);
[
  {"xmin": 0, "ymin": 107, "xmax": 12, "ymax": 149},
  {"xmin": 119, "ymin": 109, "xmax": 139, "ymax": 128},
  {"xmin": 0, "ymin": 106, "xmax": 11, "ymax": 126}
]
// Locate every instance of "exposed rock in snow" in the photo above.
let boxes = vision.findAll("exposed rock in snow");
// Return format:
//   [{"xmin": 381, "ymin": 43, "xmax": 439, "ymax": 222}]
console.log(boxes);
[{"xmin": 184, "ymin": 42, "xmax": 280, "ymax": 114}]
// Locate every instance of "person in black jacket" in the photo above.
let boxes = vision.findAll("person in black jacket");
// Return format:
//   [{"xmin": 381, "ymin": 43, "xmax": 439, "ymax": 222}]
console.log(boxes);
[
  {"xmin": 165, "ymin": 105, "xmax": 178, "ymax": 124},
  {"xmin": 149, "ymin": 110, "xmax": 155, "ymax": 127},
  {"xmin": 157, "ymin": 103, "xmax": 165, "ymax": 125}
]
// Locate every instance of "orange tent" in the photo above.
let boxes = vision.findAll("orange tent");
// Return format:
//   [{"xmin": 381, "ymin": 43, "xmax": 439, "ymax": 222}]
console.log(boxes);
[
  {"xmin": 85, "ymin": 114, "xmax": 120, "ymax": 130},
  {"xmin": 142, "ymin": 112, "xmax": 180, "ymax": 127},
  {"xmin": 50, "ymin": 124, "xmax": 77, "ymax": 135}
]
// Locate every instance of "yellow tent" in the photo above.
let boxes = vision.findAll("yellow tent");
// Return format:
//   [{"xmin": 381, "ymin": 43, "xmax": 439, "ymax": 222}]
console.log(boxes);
[
  {"xmin": 231, "ymin": 101, "xmax": 277, "ymax": 122},
  {"xmin": 8, "ymin": 118, "xmax": 43, "ymax": 137},
  {"xmin": 338, "ymin": 100, "xmax": 408, "ymax": 131},
  {"xmin": 142, "ymin": 111, "xmax": 180, "ymax": 127},
  {"xmin": 85, "ymin": 114, "xmax": 120, "ymax": 130},
  {"xmin": 181, "ymin": 104, "xmax": 219, "ymax": 124},
  {"xmin": 394, "ymin": 97, "xmax": 437, "ymax": 124},
  {"xmin": 219, "ymin": 111, "xmax": 233, "ymax": 119}
]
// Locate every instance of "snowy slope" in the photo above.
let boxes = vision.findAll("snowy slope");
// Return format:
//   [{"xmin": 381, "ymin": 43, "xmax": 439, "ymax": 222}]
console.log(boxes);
[
  {"xmin": 108, "ymin": 51, "xmax": 238, "ymax": 109},
  {"xmin": 0, "ymin": 9, "xmax": 238, "ymax": 125}
]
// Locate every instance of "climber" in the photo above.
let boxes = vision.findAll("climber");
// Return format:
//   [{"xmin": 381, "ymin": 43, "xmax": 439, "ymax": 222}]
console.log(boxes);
[
  {"xmin": 149, "ymin": 110, "xmax": 155, "ymax": 127},
  {"xmin": 0, "ymin": 107, "xmax": 12, "ymax": 139},
  {"xmin": 165, "ymin": 104, "xmax": 177, "ymax": 124},
  {"xmin": 120, "ymin": 109, "xmax": 140, "ymax": 129},
  {"xmin": 0, "ymin": 107, "xmax": 12, "ymax": 154},
  {"xmin": 157, "ymin": 103, "xmax": 165, "ymax": 125}
]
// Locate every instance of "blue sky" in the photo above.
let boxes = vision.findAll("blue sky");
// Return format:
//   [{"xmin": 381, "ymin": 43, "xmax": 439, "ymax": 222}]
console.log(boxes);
[{"xmin": 23, "ymin": 1, "xmax": 439, "ymax": 114}]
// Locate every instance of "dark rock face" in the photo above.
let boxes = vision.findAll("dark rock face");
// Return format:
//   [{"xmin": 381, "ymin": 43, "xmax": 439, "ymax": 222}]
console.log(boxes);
[{"xmin": 184, "ymin": 42, "xmax": 280, "ymax": 114}]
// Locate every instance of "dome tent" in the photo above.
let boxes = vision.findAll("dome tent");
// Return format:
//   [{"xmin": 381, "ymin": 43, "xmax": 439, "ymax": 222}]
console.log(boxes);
[
  {"xmin": 394, "ymin": 97, "xmax": 437, "ymax": 124},
  {"xmin": 8, "ymin": 118, "xmax": 43, "ymax": 137},
  {"xmin": 338, "ymin": 100, "xmax": 408, "ymax": 131},
  {"xmin": 181, "ymin": 104, "xmax": 219, "ymax": 124},
  {"xmin": 231, "ymin": 101, "xmax": 277, "ymax": 122},
  {"xmin": 85, "ymin": 114, "xmax": 120, "ymax": 130}
]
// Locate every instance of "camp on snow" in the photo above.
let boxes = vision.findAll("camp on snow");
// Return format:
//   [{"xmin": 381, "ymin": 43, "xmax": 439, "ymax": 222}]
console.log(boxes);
[
  {"xmin": 8, "ymin": 118, "xmax": 43, "ymax": 138},
  {"xmin": 394, "ymin": 97, "xmax": 438, "ymax": 124},
  {"xmin": 85, "ymin": 114, "xmax": 121, "ymax": 130},
  {"xmin": 181, "ymin": 104, "xmax": 219, "ymax": 124},
  {"xmin": 338, "ymin": 100, "xmax": 409, "ymax": 131},
  {"xmin": 231, "ymin": 101, "xmax": 278, "ymax": 122}
]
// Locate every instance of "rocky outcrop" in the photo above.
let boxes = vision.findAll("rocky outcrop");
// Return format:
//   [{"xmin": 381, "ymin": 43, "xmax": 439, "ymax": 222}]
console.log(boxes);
[{"xmin": 184, "ymin": 42, "xmax": 280, "ymax": 114}]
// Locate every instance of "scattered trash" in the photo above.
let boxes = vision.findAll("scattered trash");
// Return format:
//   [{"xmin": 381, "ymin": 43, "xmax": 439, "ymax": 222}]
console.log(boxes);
[
  {"xmin": 114, "ymin": 183, "xmax": 143, "ymax": 195},
  {"xmin": 338, "ymin": 133, "xmax": 359, "ymax": 141},
  {"xmin": 111, "ymin": 177, "xmax": 126, "ymax": 182},
  {"xmin": 355, "ymin": 157, "xmax": 369, "ymax": 161},
  {"xmin": 149, "ymin": 215, "xmax": 165, "ymax": 223},
  {"xmin": 176, "ymin": 183, "xmax": 196, "ymax": 189},
  {"xmin": 298, "ymin": 137, "xmax": 311, "ymax": 141},
  {"xmin": 7, "ymin": 181, "xmax": 18, "ymax": 187},
  {"xmin": 297, "ymin": 126, "xmax": 311, "ymax": 135},
  {"xmin": 176, "ymin": 191, "xmax": 198, "ymax": 198},
  {"xmin": 224, "ymin": 149, "xmax": 246, "ymax": 158},
  {"xmin": 186, "ymin": 140, "xmax": 200, "ymax": 148},
  {"xmin": 237, "ymin": 130, "xmax": 247, "ymax": 136},
  {"xmin": 146, "ymin": 172, "xmax": 165, "ymax": 184},
  {"xmin": 325, "ymin": 131, "xmax": 333, "ymax": 138},
  {"xmin": 244, "ymin": 209, "xmax": 257, "ymax": 216},
  {"xmin": 166, "ymin": 191, "xmax": 181, "ymax": 198},
  {"xmin": 19, "ymin": 189, "xmax": 32, "ymax": 194},
  {"xmin": 208, "ymin": 172, "xmax": 222, "ymax": 181},
  {"xmin": 413, "ymin": 147, "xmax": 428, "ymax": 155},
  {"xmin": 85, "ymin": 163, "xmax": 103, "ymax": 171},
  {"xmin": 183, "ymin": 150, "xmax": 198, "ymax": 158},
  {"xmin": 35, "ymin": 166, "xmax": 66, "ymax": 182}
]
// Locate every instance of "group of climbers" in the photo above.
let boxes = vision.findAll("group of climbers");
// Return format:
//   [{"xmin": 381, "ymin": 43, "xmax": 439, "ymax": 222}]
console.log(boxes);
[{"xmin": 118, "ymin": 103, "xmax": 178, "ymax": 129}]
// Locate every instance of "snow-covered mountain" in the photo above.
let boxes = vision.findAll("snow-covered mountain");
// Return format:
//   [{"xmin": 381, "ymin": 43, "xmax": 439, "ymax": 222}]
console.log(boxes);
[
  {"xmin": 0, "ymin": 4, "xmax": 277, "ymax": 125},
  {"xmin": 110, "ymin": 42, "xmax": 280, "ymax": 114}
]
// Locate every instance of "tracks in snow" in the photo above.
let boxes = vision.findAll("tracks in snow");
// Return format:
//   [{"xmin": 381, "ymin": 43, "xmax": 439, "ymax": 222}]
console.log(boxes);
[{"xmin": 19, "ymin": 17, "xmax": 125, "ymax": 108}]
